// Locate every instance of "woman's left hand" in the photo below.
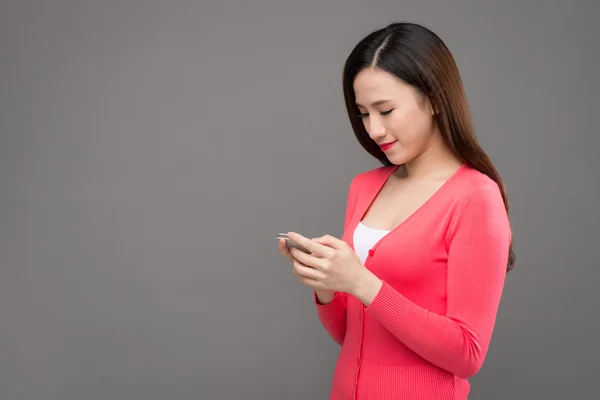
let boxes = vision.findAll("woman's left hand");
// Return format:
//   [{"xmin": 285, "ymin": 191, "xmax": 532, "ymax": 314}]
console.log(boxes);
[{"xmin": 287, "ymin": 232, "xmax": 381, "ymax": 300}]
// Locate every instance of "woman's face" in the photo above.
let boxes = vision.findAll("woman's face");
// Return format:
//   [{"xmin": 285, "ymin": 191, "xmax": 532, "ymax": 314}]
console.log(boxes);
[{"xmin": 353, "ymin": 68, "xmax": 438, "ymax": 166}]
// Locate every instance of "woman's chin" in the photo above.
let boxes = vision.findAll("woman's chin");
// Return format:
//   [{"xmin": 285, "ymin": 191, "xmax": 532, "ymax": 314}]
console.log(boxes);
[{"xmin": 385, "ymin": 153, "xmax": 409, "ymax": 166}]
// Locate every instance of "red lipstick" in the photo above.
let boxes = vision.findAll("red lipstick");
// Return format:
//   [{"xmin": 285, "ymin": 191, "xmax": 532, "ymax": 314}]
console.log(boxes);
[{"xmin": 379, "ymin": 141, "xmax": 397, "ymax": 151}]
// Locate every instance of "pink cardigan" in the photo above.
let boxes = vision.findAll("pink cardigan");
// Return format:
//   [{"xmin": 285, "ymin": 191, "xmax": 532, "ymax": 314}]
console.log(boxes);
[{"xmin": 315, "ymin": 164, "xmax": 511, "ymax": 399}]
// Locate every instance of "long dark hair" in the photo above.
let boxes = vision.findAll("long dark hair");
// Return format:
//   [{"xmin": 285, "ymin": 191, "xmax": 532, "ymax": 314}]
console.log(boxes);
[{"xmin": 342, "ymin": 22, "xmax": 515, "ymax": 272}]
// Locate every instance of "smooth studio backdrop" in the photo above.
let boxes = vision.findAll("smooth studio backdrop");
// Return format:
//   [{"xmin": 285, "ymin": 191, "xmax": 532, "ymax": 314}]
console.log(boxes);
[{"xmin": 1, "ymin": 1, "xmax": 598, "ymax": 399}]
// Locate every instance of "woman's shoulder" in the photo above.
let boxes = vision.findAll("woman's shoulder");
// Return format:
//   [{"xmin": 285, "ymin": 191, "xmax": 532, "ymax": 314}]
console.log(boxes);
[
  {"xmin": 447, "ymin": 165, "xmax": 511, "ymax": 242},
  {"xmin": 349, "ymin": 165, "xmax": 396, "ymax": 187},
  {"xmin": 454, "ymin": 165, "xmax": 504, "ymax": 202},
  {"xmin": 448, "ymin": 165, "xmax": 509, "ymax": 233},
  {"xmin": 343, "ymin": 165, "xmax": 394, "ymax": 201}
]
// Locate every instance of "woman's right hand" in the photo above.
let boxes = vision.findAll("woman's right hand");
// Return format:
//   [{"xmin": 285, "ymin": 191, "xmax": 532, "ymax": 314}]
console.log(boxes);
[
  {"xmin": 278, "ymin": 238, "xmax": 295, "ymax": 262},
  {"xmin": 278, "ymin": 238, "xmax": 307, "ymax": 278},
  {"xmin": 279, "ymin": 238, "xmax": 335, "ymax": 304}
]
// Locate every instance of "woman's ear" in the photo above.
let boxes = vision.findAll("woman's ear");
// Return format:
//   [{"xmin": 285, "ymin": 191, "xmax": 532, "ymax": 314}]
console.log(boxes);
[
  {"xmin": 429, "ymin": 100, "xmax": 438, "ymax": 115},
  {"xmin": 433, "ymin": 98, "xmax": 440, "ymax": 114},
  {"xmin": 424, "ymin": 94, "xmax": 438, "ymax": 115}
]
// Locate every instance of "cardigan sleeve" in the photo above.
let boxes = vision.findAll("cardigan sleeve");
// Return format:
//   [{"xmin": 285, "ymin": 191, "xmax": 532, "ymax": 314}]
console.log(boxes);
[
  {"xmin": 314, "ymin": 290, "xmax": 348, "ymax": 345},
  {"xmin": 364, "ymin": 182, "xmax": 511, "ymax": 378},
  {"xmin": 313, "ymin": 174, "xmax": 361, "ymax": 344}
]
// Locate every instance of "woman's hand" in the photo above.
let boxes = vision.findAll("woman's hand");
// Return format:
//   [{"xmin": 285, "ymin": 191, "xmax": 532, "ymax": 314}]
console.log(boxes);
[
  {"xmin": 285, "ymin": 232, "xmax": 382, "ymax": 304},
  {"xmin": 278, "ymin": 235, "xmax": 334, "ymax": 303},
  {"xmin": 277, "ymin": 236, "xmax": 295, "ymax": 263}
]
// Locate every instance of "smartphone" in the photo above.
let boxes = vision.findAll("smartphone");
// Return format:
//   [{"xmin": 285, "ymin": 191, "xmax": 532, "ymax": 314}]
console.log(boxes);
[{"xmin": 277, "ymin": 233, "xmax": 311, "ymax": 254}]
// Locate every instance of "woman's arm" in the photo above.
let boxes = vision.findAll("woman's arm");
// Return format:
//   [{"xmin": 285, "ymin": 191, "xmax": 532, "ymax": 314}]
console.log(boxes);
[
  {"xmin": 357, "ymin": 182, "xmax": 511, "ymax": 378},
  {"xmin": 313, "ymin": 175, "xmax": 362, "ymax": 344},
  {"xmin": 314, "ymin": 290, "xmax": 348, "ymax": 344}
]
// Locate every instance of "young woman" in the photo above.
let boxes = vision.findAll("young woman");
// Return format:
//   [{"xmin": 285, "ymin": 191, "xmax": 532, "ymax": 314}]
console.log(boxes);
[{"xmin": 278, "ymin": 22, "xmax": 515, "ymax": 399}]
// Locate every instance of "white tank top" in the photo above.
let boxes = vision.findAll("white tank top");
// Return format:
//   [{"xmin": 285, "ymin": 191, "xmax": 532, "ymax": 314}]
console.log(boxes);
[{"xmin": 353, "ymin": 221, "xmax": 391, "ymax": 264}]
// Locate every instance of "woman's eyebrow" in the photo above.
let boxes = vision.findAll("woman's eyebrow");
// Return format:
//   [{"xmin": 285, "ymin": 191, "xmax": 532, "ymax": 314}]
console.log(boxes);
[{"xmin": 356, "ymin": 99, "xmax": 393, "ymax": 107}]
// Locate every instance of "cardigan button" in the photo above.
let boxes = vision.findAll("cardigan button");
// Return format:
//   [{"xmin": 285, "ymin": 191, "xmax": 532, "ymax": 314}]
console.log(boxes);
[{"xmin": 368, "ymin": 249, "xmax": 374, "ymax": 257}]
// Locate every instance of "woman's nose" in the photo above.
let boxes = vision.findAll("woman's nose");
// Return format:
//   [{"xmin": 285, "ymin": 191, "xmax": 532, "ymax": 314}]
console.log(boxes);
[{"xmin": 368, "ymin": 118, "xmax": 386, "ymax": 139}]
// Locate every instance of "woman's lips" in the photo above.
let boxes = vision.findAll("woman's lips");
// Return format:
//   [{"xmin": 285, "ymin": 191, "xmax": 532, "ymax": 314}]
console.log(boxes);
[{"xmin": 380, "ymin": 140, "xmax": 397, "ymax": 151}]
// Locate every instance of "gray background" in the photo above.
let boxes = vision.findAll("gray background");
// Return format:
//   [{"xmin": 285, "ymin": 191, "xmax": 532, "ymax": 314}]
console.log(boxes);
[{"xmin": 1, "ymin": 1, "xmax": 598, "ymax": 399}]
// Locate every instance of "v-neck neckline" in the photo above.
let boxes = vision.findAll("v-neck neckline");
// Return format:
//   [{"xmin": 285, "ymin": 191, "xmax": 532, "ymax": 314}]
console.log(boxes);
[{"xmin": 349, "ymin": 163, "xmax": 466, "ymax": 254}]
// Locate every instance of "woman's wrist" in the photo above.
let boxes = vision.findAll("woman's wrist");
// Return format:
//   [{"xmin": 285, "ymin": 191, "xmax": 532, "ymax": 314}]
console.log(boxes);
[
  {"xmin": 315, "ymin": 289, "xmax": 335, "ymax": 305},
  {"xmin": 352, "ymin": 269, "xmax": 383, "ymax": 306}
]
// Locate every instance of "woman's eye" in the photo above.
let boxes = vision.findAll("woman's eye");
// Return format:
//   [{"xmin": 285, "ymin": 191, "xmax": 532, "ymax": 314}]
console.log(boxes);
[{"xmin": 357, "ymin": 109, "xmax": 393, "ymax": 119}]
